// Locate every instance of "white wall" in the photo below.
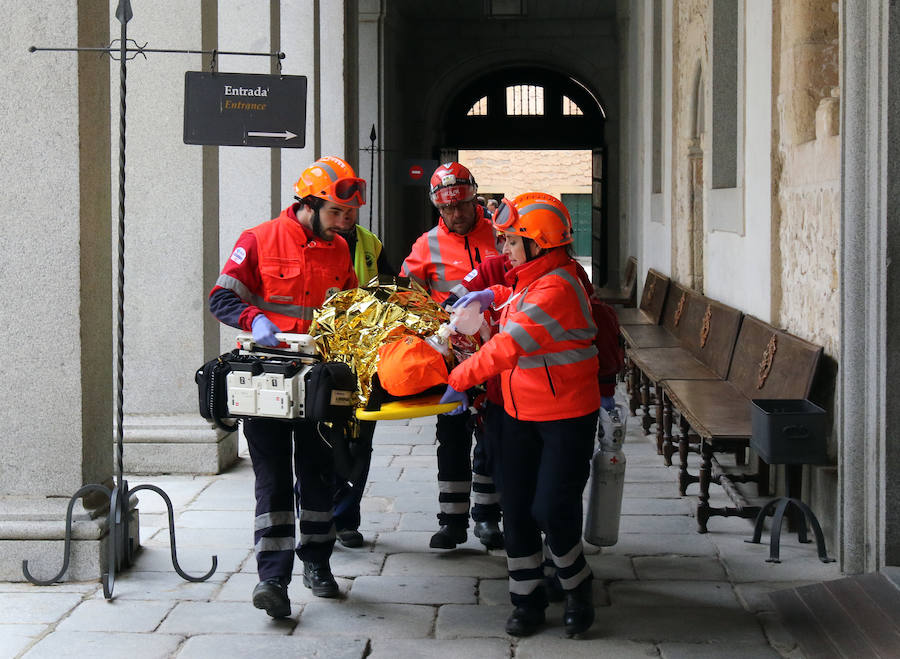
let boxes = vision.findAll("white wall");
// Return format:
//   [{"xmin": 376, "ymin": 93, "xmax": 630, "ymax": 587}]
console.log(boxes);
[{"xmin": 704, "ymin": 0, "xmax": 771, "ymax": 320}]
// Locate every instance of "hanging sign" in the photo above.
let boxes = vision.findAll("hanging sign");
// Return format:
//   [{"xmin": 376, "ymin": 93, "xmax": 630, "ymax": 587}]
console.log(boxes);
[
  {"xmin": 183, "ymin": 71, "xmax": 307, "ymax": 148},
  {"xmin": 400, "ymin": 159, "xmax": 438, "ymax": 186}
]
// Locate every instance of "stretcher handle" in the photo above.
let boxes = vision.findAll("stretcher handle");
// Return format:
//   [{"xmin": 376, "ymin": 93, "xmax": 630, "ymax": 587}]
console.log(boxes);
[{"xmin": 236, "ymin": 332, "xmax": 318, "ymax": 355}]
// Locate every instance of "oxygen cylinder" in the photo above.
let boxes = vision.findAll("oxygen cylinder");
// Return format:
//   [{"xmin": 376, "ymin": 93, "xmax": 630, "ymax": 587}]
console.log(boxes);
[{"xmin": 584, "ymin": 405, "xmax": 627, "ymax": 546}]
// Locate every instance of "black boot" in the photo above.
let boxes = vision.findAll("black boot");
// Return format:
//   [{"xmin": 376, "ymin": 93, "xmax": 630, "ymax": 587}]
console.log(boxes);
[
  {"xmin": 302, "ymin": 561, "xmax": 339, "ymax": 598},
  {"xmin": 563, "ymin": 579, "xmax": 595, "ymax": 637},
  {"xmin": 473, "ymin": 520, "xmax": 504, "ymax": 549},
  {"xmin": 429, "ymin": 525, "xmax": 467, "ymax": 549},
  {"xmin": 336, "ymin": 529, "xmax": 364, "ymax": 548},
  {"xmin": 544, "ymin": 574, "xmax": 565, "ymax": 602},
  {"xmin": 505, "ymin": 606, "xmax": 545, "ymax": 637},
  {"xmin": 252, "ymin": 577, "xmax": 291, "ymax": 618}
]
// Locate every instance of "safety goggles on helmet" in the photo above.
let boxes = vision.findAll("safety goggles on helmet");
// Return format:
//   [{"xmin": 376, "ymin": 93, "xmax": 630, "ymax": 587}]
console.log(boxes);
[
  {"xmin": 492, "ymin": 198, "xmax": 519, "ymax": 232},
  {"xmin": 430, "ymin": 183, "xmax": 476, "ymax": 207},
  {"xmin": 323, "ymin": 177, "xmax": 367, "ymax": 207}
]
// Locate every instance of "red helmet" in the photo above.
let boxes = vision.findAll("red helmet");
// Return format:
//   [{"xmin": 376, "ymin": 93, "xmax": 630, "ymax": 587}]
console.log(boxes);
[
  {"xmin": 294, "ymin": 156, "xmax": 366, "ymax": 208},
  {"xmin": 429, "ymin": 162, "xmax": 477, "ymax": 206},
  {"xmin": 492, "ymin": 192, "xmax": 573, "ymax": 249}
]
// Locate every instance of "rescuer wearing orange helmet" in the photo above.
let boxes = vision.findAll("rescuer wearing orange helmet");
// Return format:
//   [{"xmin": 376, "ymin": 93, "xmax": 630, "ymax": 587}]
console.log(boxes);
[
  {"xmin": 400, "ymin": 162, "xmax": 504, "ymax": 550},
  {"xmin": 440, "ymin": 192, "xmax": 601, "ymax": 638},
  {"xmin": 209, "ymin": 156, "xmax": 363, "ymax": 618}
]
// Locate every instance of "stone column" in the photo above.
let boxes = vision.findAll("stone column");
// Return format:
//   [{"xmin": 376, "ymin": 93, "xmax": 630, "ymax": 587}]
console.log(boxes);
[
  {"xmin": 839, "ymin": 1, "xmax": 900, "ymax": 571},
  {"xmin": 358, "ymin": 1, "xmax": 385, "ymax": 237},
  {"xmin": 0, "ymin": 1, "xmax": 115, "ymax": 580},
  {"xmin": 119, "ymin": 1, "xmax": 236, "ymax": 474}
]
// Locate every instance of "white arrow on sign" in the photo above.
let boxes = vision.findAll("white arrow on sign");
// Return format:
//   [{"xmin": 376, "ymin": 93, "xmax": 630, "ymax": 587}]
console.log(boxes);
[{"xmin": 247, "ymin": 130, "xmax": 298, "ymax": 140}]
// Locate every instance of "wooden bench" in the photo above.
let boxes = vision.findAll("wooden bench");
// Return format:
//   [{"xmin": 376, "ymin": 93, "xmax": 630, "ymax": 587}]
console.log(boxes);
[
  {"xmin": 616, "ymin": 268, "xmax": 670, "ymax": 326},
  {"xmin": 661, "ymin": 315, "xmax": 823, "ymax": 532},
  {"xmin": 626, "ymin": 291, "xmax": 743, "ymax": 461},
  {"xmin": 592, "ymin": 255, "xmax": 637, "ymax": 307}
]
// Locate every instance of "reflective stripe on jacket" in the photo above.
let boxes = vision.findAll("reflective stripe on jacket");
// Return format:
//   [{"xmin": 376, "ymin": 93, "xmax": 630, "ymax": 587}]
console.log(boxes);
[
  {"xmin": 447, "ymin": 248, "xmax": 600, "ymax": 421},
  {"xmin": 215, "ymin": 205, "xmax": 357, "ymax": 333},
  {"xmin": 400, "ymin": 206, "xmax": 499, "ymax": 305}
]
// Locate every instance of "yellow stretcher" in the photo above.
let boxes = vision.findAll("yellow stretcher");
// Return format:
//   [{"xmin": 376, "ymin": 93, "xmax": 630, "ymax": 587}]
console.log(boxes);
[{"xmin": 355, "ymin": 394, "xmax": 461, "ymax": 421}]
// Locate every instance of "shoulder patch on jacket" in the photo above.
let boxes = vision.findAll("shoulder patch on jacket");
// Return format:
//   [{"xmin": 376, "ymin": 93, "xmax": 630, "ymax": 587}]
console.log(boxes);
[{"xmin": 230, "ymin": 247, "xmax": 246, "ymax": 265}]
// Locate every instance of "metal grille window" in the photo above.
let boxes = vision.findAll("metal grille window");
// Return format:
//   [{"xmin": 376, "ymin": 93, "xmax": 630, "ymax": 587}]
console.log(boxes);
[
  {"xmin": 466, "ymin": 96, "xmax": 488, "ymax": 116},
  {"xmin": 506, "ymin": 84, "xmax": 544, "ymax": 115},
  {"xmin": 562, "ymin": 95, "xmax": 583, "ymax": 116}
]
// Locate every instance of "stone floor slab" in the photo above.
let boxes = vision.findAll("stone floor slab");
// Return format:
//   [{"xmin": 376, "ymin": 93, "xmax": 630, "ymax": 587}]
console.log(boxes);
[
  {"xmin": 89, "ymin": 571, "xmax": 223, "ymax": 601},
  {"xmin": 0, "ymin": 624, "xmax": 46, "ymax": 658},
  {"xmin": 295, "ymin": 601, "xmax": 434, "ymax": 639},
  {"xmin": 593, "ymin": 606, "xmax": 767, "ymax": 644},
  {"xmin": 357, "ymin": 512, "xmax": 401, "ymax": 534},
  {"xmin": 586, "ymin": 554, "xmax": 636, "ymax": 581},
  {"xmin": 143, "ymin": 526, "xmax": 251, "ymax": 549},
  {"xmin": 609, "ymin": 580, "xmax": 740, "ymax": 608},
  {"xmin": 372, "ymin": 444, "xmax": 412, "ymax": 456},
  {"xmin": 319, "ymin": 550, "xmax": 386, "ymax": 578},
  {"xmin": 382, "ymin": 552, "xmax": 507, "ymax": 578},
  {"xmin": 366, "ymin": 482, "xmax": 438, "ymax": 498},
  {"xmin": 372, "ymin": 427, "xmax": 427, "ymax": 444},
  {"xmin": 390, "ymin": 496, "xmax": 439, "ymax": 513},
  {"xmin": 350, "ymin": 576, "xmax": 476, "ymax": 604},
  {"xmin": 409, "ymin": 445, "xmax": 437, "ymax": 456},
  {"xmin": 56, "ymin": 599, "xmax": 174, "ymax": 632},
  {"xmin": 215, "ymin": 571, "xmax": 352, "ymax": 602},
  {"xmin": 434, "ymin": 603, "xmax": 510, "ymax": 639},
  {"xmin": 621, "ymin": 497, "xmax": 692, "ymax": 515},
  {"xmin": 158, "ymin": 601, "xmax": 297, "ymax": 634},
  {"xmin": 22, "ymin": 631, "xmax": 184, "ymax": 659},
  {"xmin": 0, "ymin": 592, "xmax": 85, "ymax": 624},
  {"xmin": 177, "ymin": 634, "xmax": 368, "ymax": 658},
  {"xmin": 129, "ymin": 545, "xmax": 250, "ymax": 575},
  {"xmin": 372, "ymin": 531, "xmax": 434, "ymax": 553},
  {"xmin": 391, "ymin": 456, "xmax": 437, "ymax": 469},
  {"xmin": 360, "ymin": 496, "xmax": 392, "ymax": 512},
  {"xmin": 658, "ymin": 641, "xmax": 780, "ymax": 658},
  {"xmin": 632, "ymin": 555, "xmax": 727, "ymax": 581},
  {"xmin": 516, "ymin": 636, "xmax": 657, "ymax": 658},
  {"xmin": 733, "ymin": 581, "xmax": 816, "ymax": 613},
  {"xmin": 619, "ymin": 514, "xmax": 695, "ymax": 535},
  {"xmin": 368, "ymin": 638, "xmax": 511, "ymax": 659},
  {"xmin": 174, "ymin": 510, "xmax": 250, "ymax": 529},
  {"xmin": 366, "ymin": 467, "xmax": 403, "ymax": 482},
  {"xmin": 599, "ymin": 533, "xmax": 717, "ymax": 557}
]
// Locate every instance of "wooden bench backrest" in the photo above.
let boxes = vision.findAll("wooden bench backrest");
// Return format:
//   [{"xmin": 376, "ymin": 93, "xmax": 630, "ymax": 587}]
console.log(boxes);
[
  {"xmin": 674, "ymin": 294, "xmax": 743, "ymax": 379},
  {"xmin": 637, "ymin": 268, "xmax": 670, "ymax": 324},
  {"xmin": 726, "ymin": 315, "xmax": 823, "ymax": 400},
  {"xmin": 659, "ymin": 282, "xmax": 701, "ymax": 343},
  {"xmin": 621, "ymin": 256, "xmax": 637, "ymax": 296}
]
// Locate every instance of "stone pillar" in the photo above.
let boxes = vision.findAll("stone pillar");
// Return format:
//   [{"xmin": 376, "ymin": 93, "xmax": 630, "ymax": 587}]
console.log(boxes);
[
  {"xmin": 120, "ymin": 1, "xmax": 236, "ymax": 474},
  {"xmin": 839, "ymin": 1, "xmax": 900, "ymax": 571},
  {"xmin": 280, "ymin": 1, "xmax": 318, "ymax": 197},
  {"xmin": 358, "ymin": 1, "xmax": 385, "ymax": 237},
  {"xmin": 0, "ymin": 1, "xmax": 115, "ymax": 580}
]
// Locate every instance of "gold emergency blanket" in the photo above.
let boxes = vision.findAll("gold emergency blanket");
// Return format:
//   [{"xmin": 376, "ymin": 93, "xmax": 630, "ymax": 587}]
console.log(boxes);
[{"xmin": 311, "ymin": 279, "xmax": 449, "ymax": 406}]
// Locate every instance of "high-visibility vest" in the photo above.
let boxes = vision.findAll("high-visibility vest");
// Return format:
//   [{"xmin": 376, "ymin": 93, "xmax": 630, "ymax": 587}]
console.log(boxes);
[
  {"xmin": 400, "ymin": 207, "xmax": 499, "ymax": 305},
  {"xmin": 216, "ymin": 206, "xmax": 356, "ymax": 333},
  {"xmin": 448, "ymin": 248, "xmax": 600, "ymax": 422},
  {"xmin": 352, "ymin": 224, "xmax": 383, "ymax": 286}
]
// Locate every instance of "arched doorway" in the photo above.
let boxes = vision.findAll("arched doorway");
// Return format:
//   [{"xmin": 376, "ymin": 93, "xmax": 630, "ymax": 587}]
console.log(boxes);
[{"xmin": 438, "ymin": 67, "xmax": 609, "ymax": 284}]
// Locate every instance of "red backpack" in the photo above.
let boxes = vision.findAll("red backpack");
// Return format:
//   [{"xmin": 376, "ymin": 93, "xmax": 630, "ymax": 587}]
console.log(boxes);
[{"xmin": 591, "ymin": 297, "xmax": 624, "ymax": 378}]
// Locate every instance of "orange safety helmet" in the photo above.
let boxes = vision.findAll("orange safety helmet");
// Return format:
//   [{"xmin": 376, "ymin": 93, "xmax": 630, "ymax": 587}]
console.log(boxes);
[
  {"xmin": 294, "ymin": 156, "xmax": 367, "ymax": 208},
  {"xmin": 377, "ymin": 334, "xmax": 449, "ymax": 397},
  {"xmin": 429, "ymin": 162, "xmax": 477, "ymax": 206},
  {"xmin": 492, "ymin": 192, "xmax": 573, "ymax": 249}
]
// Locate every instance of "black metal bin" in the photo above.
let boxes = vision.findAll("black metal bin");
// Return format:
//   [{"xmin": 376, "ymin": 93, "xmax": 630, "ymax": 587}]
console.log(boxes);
[{"xmin": 750, "ymin": 399, "xmax": 827, "ymax": 465}]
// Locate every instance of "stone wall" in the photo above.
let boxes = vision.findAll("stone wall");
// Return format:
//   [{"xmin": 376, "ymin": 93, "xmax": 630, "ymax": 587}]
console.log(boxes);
[{"xmin": 457, "ymin": 149, "xmax": 591, "ymax": 199}]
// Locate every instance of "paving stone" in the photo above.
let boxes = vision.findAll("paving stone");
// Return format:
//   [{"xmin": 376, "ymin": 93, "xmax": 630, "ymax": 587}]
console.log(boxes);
[
  {"xmin": 391, "ymin": 455, "xmax": 437, "ymax": 469},
  {"xmin": 131, "ymin": 478, "xmax": 211, "ymax": 514},
  {"xmin": 367, "ymin": 482, "xmax": 438, "ymax": 498},
  {"xmin": 143, "ymin": 526, "xmax": 251, "ymax": 549},
  {"xmin": 622, "ymin": 482, "xmax": 685, "ymax": 498},
  {"xmin": 397, "ymin": 468, "xmax": 442, "ymax": 483},
  {"xmin": 175, "ymin": 510, "xmax": 251, "ymax": 529},
  {"xmin": 370, "ymin": 454, "xmax": 393, "ymax": 467},
  {"xmin": 372, "ymin": 427, "xmax": 427, "ymax": 444},
  {"xmin": 129, "ymin": 545, "xmax": 250, "ymax": 575},
  {"xmin": 516, "ymin": 636, "xmax": 658, "ymax": 657},
  {"xmin": 621, "ymin": 497, "xmax": 692, "ymax": 515},
  {"xmin": 755, "ymin": 610, "xmax": 801, "ymax": 656},
  {"xmin": 434, "ymin": 604, "xmax": 510, "ymax": 638},
  {"xmin": 658, "ymin": 641, "xmax": 780, "ymax": 658},
  {"xmin": 397, "ymin": 512, "xmax": 442, "ymax": 532},
  {"xmin": 593, "ymin": 606, "xmax": 767, "ymax": 644},
  {"xmin": 295, "ymin": 601, "xmax": 434, "ymax": 639},
  {"xmin": 0, "ymin": 582, "xmax": 99, "ymax": 594},
  {"xmin": 360, "ymin": 496, "xmax": 392, "ymax": 512},
  {"xmin": 619, "ymin": 514, "xmax": 696, "ymax": 535},
  {"xmin": 178, "ymin": 634, "xmax": 368, "ymax": 659},
  {"xmin": 350, "ymin": 576, "xmax": 476, "ymax": 604},
  {"xmin": 367, "ymin": 467, "xmax": 403, "ymax": 482},
  {"xmin": 410, "ymin": 445, "xmax": 438, "ymax": 456},
  {"xmin": 585, "ymin": 554, "xmax": 636, "ymax": 581},
  {"xmin": 383, "ymin": 552, "xmax": 508, "ymax": 578},
  {"xmin": 390, "ymin": 496, "xmax": 438, "ymax": 513},
  {"xmin": 733, "ymin": 581, "xmax": 816, "ymax": 613},
  {"xmin": 215, "ymin": 571, "xmax": 353, "ymax": 602},
  {"xmin": 478, "ymin": 578, "xmax": 509, "ymax": 605},
  {"xmin": 357, "ymin": 512, "xmax": 401, "ymax": 534},
  {"xmin": 632, "ymin": 556, "xmax": 727, "ymax": 581},
  {"xmin": 0, "ymin": 624, "xmax": 46, "ymax": 658},
  {"xmin": 158, "ymin": 601, "xmax": 297, "ymax": 634},
  {"xmin": 88, "ymin": 571, "xmax": 223, "ymax": 601},
  {"xmin": 0, "ymin": 592, "xmax": 85, "ymax": 624},
  {"xmin": 324, "ymin": 551, "xmax": 386, "ymax": 578},
  {"xmin": 714, "ymin": 536, "xmax": 842, "ymax": 583},
  {"xmin": 599, "ymin": 533, "xmax": 717, "ymax": 557},
  {"xmin": 372, "ymin": 444, "xmax": 412, "ymax": 456},
  {"xmin": 625, "ymin": 467, "xmax": 682, "ymax": 483},
  {"xmin": 372, "ymin": 531, "xmax": 434, "ymax": 553},
  {"xmin": 22, "ymin": 631, "xmax": 185, "ymax": 659},
  {"xmin": 609, "ymin": 580, "xmax": 740, "ymax": 608},
  {"xmin": 56, "ymin": 599, "xmax": 174, "ymax": 632},
  {"xmin": 368, "ymin": 638, "xmax": 510, "ymax": 659}
]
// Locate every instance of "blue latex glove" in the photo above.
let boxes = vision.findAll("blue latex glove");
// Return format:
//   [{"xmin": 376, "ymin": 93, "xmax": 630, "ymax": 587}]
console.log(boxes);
[
  {"xmin": 251, "ymin": 314, "xmax": 281, "ymax": 347},
  {"xmin": 601, "ymin": 395, "xmax": 616, "ymax": 411},
  {"xmin": 452, "ymin": 289, "xmax": 495, "ymax": 313},
  {"xmin": 439, "ymin": 385, "xmax": 469, "ymax": 415}
]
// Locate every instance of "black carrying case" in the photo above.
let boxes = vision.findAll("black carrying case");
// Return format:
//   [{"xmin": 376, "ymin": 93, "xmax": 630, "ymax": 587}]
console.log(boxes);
[{"xmin": 303, "ymin": 361, "xmax": 357, "ymax": 422}]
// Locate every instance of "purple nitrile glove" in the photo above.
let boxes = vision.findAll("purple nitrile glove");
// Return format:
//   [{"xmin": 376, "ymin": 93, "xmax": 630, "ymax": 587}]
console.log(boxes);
[
  {"xmin": 452, "ymin": 289, "xmax": 494, "ymax": 313},
  {"xmin": 251, "ymin": 314, "xmax": 281, "ymax": 347},
  {"xmin": 439, "ymin": 385, "xmax": 469, "ymax": 415}
]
